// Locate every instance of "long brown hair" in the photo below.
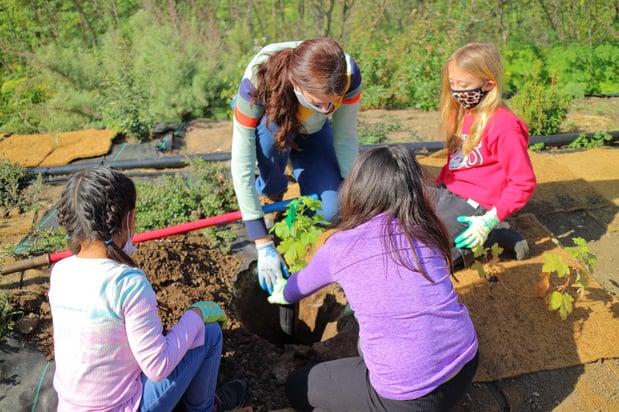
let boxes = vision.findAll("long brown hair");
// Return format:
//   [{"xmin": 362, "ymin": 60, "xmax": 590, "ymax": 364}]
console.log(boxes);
[
  {"xmin": 439, "ymin": 42, "xmax": 505, "ymax": 154},
  {"xmin": 337, "ymin": 145, "xmax": 453, "ymax": 278},
  {"xmin": 252, "ymin": 38, "xmax": 348, "ymax": 151}
]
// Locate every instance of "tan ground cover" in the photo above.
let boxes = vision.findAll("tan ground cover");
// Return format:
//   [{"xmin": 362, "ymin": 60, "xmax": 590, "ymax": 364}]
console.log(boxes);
[{"xmin": 0, "ymin": 128, "xmax": 115, "ymax": 167}]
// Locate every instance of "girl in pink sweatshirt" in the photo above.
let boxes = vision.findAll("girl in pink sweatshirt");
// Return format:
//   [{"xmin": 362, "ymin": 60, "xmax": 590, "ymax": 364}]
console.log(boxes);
[{"xmin": 433, "ymin": 42, "xmax": 537, "ymax": 269}]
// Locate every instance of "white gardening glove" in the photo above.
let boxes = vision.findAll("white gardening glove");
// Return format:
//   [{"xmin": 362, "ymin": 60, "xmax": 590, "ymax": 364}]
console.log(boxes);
[
  {"xmin": 454, "ymin": 207, "xmax": 499, "ymax": 249},
  {"xmin": 267, "ymin": 278, "xmax": 290, "ymax": 305},
  {"xmin": 256, "ymin": 241, "xmax": 289, "ymax": 294}
]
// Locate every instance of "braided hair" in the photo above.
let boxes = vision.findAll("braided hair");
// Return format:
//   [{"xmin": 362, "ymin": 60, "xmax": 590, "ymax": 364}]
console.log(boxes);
[{"xmin": 57, "ymin": 167, "xmax": 137, "ymax": 267}]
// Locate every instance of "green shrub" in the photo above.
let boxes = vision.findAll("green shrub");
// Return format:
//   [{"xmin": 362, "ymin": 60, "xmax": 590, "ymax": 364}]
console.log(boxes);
[
  {"xmin": 136, "ymin": 158, "xmax": 237, "ymax": 252},
  {"xmin": 358, "ymin": 117, "xmax": 402, "ymax": 145},
  {"xmin": 0, "ymin": 292, "xmax": 23, "ymax": 343},
  {"xmin": 568, "ymin": 131, "xmax": 614, "ymax": 149},
  {"xmin": 509, "ymin": 62, "xmax": 571, "ymax": 136},
  {"xmin": 0, "ymin": 159, "xmax": 32, "ymax": 215},
  {"xmin": 545, "ymin": 43, "xmax": 619, "ymax": 97}
]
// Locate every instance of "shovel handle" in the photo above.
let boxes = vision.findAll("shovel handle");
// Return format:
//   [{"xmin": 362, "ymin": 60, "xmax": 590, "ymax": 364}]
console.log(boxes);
[{"xmin": 1, "ymin": 254, "xmax": 50, "ymax": 275}]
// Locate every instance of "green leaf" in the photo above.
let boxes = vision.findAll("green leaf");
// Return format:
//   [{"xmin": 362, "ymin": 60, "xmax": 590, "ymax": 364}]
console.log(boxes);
[
  {"xmin": 542, "ymin": 253, "xmax": 570, "ymax": 278},
  {"xmin": 490, "ymin": 242, "xmax": 504, "ymax": 257},
  {"xmin": 559, "ymin": 293, "xmax": 574, "ymax": 320},
  {"xmin": 548, "ymin": 291, "xmax": 574, "ymax": 320},
  {"xmin": 549, "ymin": 290, "xmax": 563, "ymax": 310},
  {"xmin": 471, "ymin": 261, "xmax": 486, "ymax": 278}
]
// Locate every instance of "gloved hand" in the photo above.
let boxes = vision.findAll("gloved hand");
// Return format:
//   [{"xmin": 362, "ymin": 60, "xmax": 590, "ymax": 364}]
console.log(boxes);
[
  {"xmin": 454, "ymin": 207, "xmax": 499, "ymax": 249},
  {"xmin": 188, "ymin": 301, "xmax": 227, "ymax": 328},
  {"xmin": 267, "ymin": 278, "xmax": 290, "ymax": 305},
  {"xmin": 256, "ymin": 240, "xmax": 290, "ymax": 294}
]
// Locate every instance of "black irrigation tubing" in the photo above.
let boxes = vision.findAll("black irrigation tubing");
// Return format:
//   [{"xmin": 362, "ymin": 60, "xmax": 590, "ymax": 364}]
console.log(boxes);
[{"xmin": 27, "ymin": 130, "xmax": 619, "ymax": 178}]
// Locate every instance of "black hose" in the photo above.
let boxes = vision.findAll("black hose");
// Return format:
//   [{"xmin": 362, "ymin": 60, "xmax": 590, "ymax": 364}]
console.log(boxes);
[{"xmin": 27, "ymin": 130, "xmax": 619, "ymax": 177}]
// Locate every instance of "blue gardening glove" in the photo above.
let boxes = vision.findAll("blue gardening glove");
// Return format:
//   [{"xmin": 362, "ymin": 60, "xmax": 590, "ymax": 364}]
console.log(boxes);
[
  {"xmin": 267, "ymin": 278, "xmax": 290, "ymax": 305},
  {"xmin": 256, "ymin": 240, "xmax": 290, "ymax": 294},
  {"xmin": 188, "ymin": 301, "xmax": 227, "ymax": 328},
  {"xmin": 454, "ymin": 207, "xmax": 499, "ymax": 249}
]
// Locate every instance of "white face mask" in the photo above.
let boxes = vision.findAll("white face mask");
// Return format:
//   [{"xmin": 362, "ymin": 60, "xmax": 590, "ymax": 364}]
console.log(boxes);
[
  {"xmin": 294, "ymin": 88, "xmax": 334, "ymax": 114},
  {"xmin": 122, "ymin": 212, "xmax": 135, "ymax": 255}
]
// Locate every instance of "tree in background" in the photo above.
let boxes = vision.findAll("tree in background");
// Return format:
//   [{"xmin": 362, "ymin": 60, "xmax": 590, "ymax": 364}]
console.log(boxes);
[{"xmin": 0, "ymin": 0, "xmax": 616, "ymax": 139}]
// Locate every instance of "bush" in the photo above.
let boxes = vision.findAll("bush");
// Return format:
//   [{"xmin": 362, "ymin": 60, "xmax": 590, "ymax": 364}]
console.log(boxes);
[
  {"xmin": 509, "ymin": 62, "xmax": 571, "ymax": 136},
  {"xmin": 135, "ymin": 158, "xmax": 237, "ymax": 252},
  {"xmin": 0, "ymin": 159, "xmax": 32, "ymax": 215}
]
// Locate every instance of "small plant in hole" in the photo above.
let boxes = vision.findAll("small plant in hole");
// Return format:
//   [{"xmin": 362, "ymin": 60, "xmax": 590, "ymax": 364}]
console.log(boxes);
[
  {"xmin": 469, "ymin": 243, "xmax": 505, "ymax": 281},
  {"xmin": 536, "ymin": 237, "xmax": 595, "ymax": 320},
  {"xmin": 469, "ymin": 237, "xmax": 595, "ymax": 320},
  {"xmin": 270, "ymin": 196, "xmax": 327, "ymax": 272}
]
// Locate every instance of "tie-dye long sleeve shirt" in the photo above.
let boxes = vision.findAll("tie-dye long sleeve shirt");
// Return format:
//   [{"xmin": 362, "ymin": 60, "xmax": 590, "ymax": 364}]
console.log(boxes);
[
  {"xmin": 231, "ymin": 41, "xmax": 363, "ymax": 239},
  {"xmin": 49, "ymin": 256, "xmax": 205, "ymax": 411}
]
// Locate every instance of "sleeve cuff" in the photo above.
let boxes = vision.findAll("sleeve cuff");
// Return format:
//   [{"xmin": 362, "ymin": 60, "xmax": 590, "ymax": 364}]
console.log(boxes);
[{"xmin": 245, "ymin": 218, "xmax": 269, "ymax": 240}]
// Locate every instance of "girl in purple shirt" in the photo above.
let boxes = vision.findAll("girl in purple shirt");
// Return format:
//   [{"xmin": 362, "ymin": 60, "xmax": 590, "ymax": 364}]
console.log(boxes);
[{"xmin": 268, "ymin": 146, "xmax": 479, "ymax": 411}]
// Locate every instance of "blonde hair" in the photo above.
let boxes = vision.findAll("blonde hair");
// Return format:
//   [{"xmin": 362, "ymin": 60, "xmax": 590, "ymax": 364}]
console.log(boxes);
[{"xmin": 439, "ymin": 42, "xmax": 507, "ymax": 154}]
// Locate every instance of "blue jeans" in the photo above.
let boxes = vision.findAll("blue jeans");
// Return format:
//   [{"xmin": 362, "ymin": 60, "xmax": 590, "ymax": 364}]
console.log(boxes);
[
  {"xmin": 255, "ymin": 116, "xmax": 343, "ymax": 222},
  {"xmin": 138, "ymin": 322, "xmax": 223, "ymax": 412}
]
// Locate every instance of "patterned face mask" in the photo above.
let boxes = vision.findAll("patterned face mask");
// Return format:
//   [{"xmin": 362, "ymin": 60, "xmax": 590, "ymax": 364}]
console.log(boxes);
[{"xmin": 451, "ymin": 84, "xmax": 488, "ymax": 110}]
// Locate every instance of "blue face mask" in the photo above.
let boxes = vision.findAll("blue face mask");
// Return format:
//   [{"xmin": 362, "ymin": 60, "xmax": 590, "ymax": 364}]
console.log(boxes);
[
  {"xmin": 294, "ymin": 88, "xmax": 334, "ymax": 114},
  {"xmin": 122, "ymin": 212, "xmax": 135, "ymax": 255}
]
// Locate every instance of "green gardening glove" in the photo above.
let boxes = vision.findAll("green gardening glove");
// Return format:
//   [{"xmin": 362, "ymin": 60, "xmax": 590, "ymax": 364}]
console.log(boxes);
[
  {"xmin": 454, "ymin": 207, "xmax": 499, "ymax": 249},
  {"xmin": 188, "ymin": 301, "xmax": 228, "ymax": 328}
]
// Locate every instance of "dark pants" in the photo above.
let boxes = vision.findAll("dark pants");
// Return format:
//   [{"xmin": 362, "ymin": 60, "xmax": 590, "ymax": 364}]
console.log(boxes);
[
  {"xmin": 286, "ymin": 352, "xmax": 479, "ymax": 412},
  {"xmin": 427, "ymin": 185, "xmax": 487, "ymax": 267},
  {"xmin": 254, "ymin": 116, "xmax": 343, "ymax": 223}
]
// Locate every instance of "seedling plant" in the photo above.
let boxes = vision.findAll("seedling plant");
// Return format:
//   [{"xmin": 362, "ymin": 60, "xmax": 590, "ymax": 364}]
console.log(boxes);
[
  {"xmin": 270, "ymin": 196, "xmax": 327, "ymax": 273},
  {"xmin": 536, "ymin": 237, "xmax": 594, "ymax": 320},
  {"xmin": 470, "ymin": 237, "xmax": 595, "ymax": 320}
]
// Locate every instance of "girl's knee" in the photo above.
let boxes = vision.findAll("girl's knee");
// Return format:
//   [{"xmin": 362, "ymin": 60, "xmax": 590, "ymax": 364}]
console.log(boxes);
[{"xmin": 203, "ymin": 322, "xmax": 223, "ymax": 348}]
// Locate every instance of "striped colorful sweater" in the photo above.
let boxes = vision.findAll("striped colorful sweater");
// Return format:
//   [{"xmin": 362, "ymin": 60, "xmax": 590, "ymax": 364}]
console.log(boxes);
[{"xmin": 231, "ymin": 41, "xmax": 363, "ymax": 239}]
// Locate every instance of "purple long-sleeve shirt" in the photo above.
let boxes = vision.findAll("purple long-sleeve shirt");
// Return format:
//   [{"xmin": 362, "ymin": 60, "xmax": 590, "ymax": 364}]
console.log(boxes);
[
  {"xmin": 49, "ymin": 257, "xmax": 205, "ymax": 411},
  {"xmin": 284, "ymin": 214, "xmax": 478, "ymax": 400}
]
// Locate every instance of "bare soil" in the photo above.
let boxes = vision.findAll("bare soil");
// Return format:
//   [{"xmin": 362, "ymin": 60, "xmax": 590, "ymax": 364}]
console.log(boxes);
[{"xmin": 1, "ymin": 99, "xmax": 618, "ymax": 411}]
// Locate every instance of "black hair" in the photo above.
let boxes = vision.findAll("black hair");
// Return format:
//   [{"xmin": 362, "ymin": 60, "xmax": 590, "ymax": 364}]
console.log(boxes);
[
  {"xmin": 57, "ymin": 167, "xmax": 137, "ymax": 267},
  {"xmin": 337, "ymin": 145, "xmax": 453, "ymax": 278}
]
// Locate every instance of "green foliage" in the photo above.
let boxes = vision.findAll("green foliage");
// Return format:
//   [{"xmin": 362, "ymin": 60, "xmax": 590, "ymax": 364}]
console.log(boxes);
[
  {"xmin": 271, "ymin": 196, "xmax": 327, "ymax": 273},
  {"xmin": 7, "ymin": 227, "xmax": 68, "ymax": 260},
  {"xmin": 538, "ymin": 237, "xmax": 595, "ymax": 320},
  {"xmin": 0, "ymin": 159, "xmax": 32, "ymax": 214},
  {"xmin": 545, "ymin": 44, "xmax": 619, "ymax": 96},
  {"xmin": 567, "ymin": 131, "xmax": 614, "ymax": 150},
  {"xmin": 509, "ymin": 62, "xmax": 572, "ymax": 136},
  {"xmin": 135, "ymin": 158, "xmax": 237, "ymax": 252},
  {"xmin": 358, "ymin": 117, "xmax": 402, "ymax": 145},
  {"xmin": 470, "ymin": 243, "xmax": 505, "ymax": 280},
  {"xmin": 0, "ymin": 292, "xmax": 23, "ymax": 343},
  {"xmin": 351, "ymin": 22, "xmax": 456, "ymax": 111},
  {"xmin": 0, "ymin": 1, "xmax": 617, "ymax": 136},
  {"xmin": 470, "ymin": 237, "xmax": 595, "ymax": 320}
]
